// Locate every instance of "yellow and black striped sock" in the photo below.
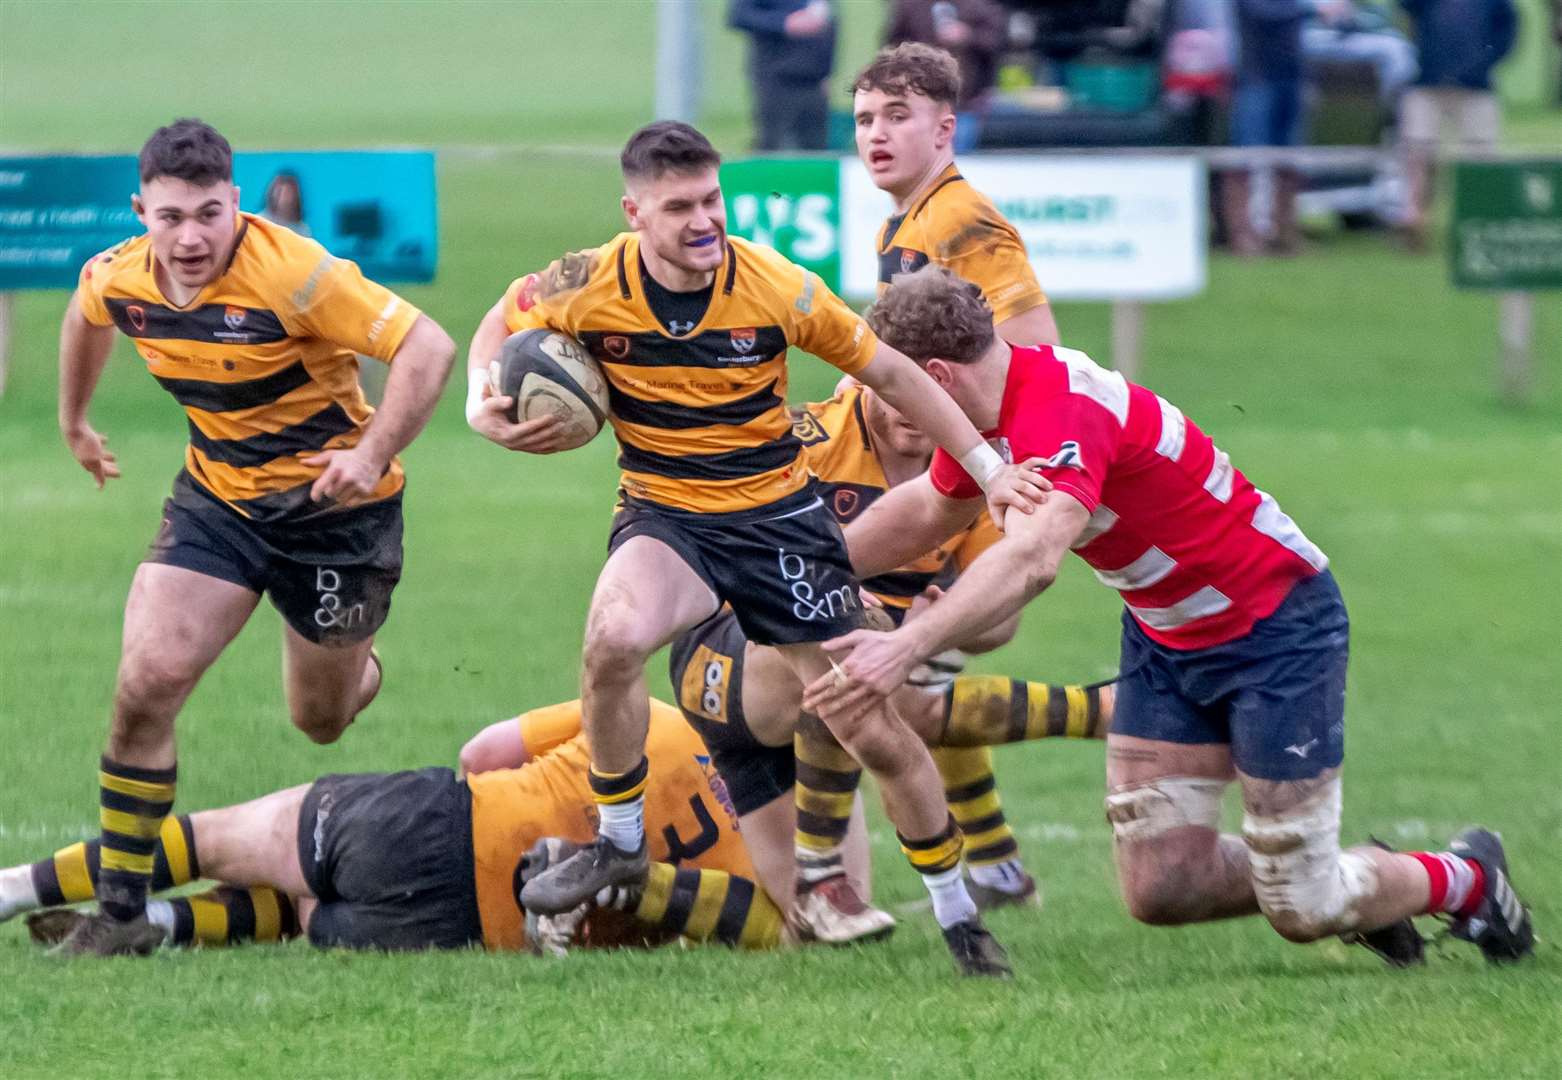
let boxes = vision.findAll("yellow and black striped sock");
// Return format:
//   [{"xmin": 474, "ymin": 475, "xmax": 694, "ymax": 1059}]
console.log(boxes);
[
  {"xmin": 161, "ymin": 885, "xmax": 297, "ymax": 947},
  {"xmin": 941, "ymin": 675, "xmax": 1109, "ymax": 746},
  {"xmin": 898, "ymin": 813, "xmax": 965, "ymax": 878},
  {"xmin": 624, "ymin": 863, "xmax": 783, "ymax": 949},
  {"xmin": 589, "ymin": 756, "xmax": 649, "ymax": 851},
  {"xmin": 96, "ymin": 756, "xmax": 176, "ymax": 921},
  {"xmin": 30, "ymin": 814, "xmax": 198, "ymax": 906},
  {"xmin": 793, "ymin": 713, "xmax": 861, "ymax": 883},
  {"xmin": 933, "ymin": 747, "xmax": 1019, "ymax": 869}
]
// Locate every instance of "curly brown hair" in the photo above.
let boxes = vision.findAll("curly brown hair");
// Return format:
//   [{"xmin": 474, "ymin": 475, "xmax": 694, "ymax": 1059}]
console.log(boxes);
[
  {"xmin": 850, "ymin": 43, "xmax": 962, "ymax": 109},
  {"xmin": 867, "ymin": 265, "xmax": 994, "ymax": 365}
]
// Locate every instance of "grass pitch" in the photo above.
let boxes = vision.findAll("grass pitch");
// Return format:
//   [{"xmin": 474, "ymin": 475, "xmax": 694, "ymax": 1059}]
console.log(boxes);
[{"xmin": 2, "ymin": 4, "xmax": 1560, "ymax": 1077}]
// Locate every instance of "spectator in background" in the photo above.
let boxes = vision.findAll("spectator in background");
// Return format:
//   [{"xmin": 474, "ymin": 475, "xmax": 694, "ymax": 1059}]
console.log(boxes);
[
  {"xmin": 729, "ymin": 0, "xmax": 837, "ymax": 151},
  {"xmin": 261, "ymin": 171, "xmax": 310, "ymax": 237},
  {"xmin": 884, "ymin": 1, "xmax": 1009, "ymax": 152},
  {"xmin": 1222, "ymin": 0, "xmax": 1350, "ymax": 257},
  {"xmin": 1398, "ymin": 0, "xmax": 1519, "ymax": 249}
]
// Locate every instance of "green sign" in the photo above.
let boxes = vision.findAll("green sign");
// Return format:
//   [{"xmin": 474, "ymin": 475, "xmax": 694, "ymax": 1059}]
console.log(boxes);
[
  {"xmin": 1451, "ymin": 160, "xmax": 1562, "ymax": 291},
  {"xmin": 722, "ymin": 158, "xmax": 841, "ymax": 289}
]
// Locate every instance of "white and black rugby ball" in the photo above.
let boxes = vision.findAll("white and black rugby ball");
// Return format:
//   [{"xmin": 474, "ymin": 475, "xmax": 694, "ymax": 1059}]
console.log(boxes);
[{"xmin": 490, "ymin": 328, "xmax": 610, "ymax": 451}]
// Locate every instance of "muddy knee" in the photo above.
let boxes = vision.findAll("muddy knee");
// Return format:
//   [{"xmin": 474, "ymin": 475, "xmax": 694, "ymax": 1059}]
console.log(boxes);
[
  {"xmin": 1106, "ymin": 777, "xmax": 1227, "ymax": 926},
  {"xmin": 1244, "ymin": 779, "xmax": 1376, "ymax": 942}
]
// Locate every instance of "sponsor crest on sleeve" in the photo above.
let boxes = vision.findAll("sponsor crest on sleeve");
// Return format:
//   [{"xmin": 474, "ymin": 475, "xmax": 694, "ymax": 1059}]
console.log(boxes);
[
  {"xmin": 603, "ymin": 334, "xmax": 631, "ymax": 359},
  {"xmin": 126, "ymin": 304, "xmax": 147, "ymax": 333},
  {"xmin": 1040, "ymin": 440, "xmax": 1083, "ymax": 471}
]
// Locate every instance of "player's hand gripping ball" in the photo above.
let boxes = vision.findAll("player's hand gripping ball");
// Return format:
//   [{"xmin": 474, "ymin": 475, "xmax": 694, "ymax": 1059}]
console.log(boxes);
[{"xmin": 489, "ymin": 329, "xmax": 610, "ymax": 451}]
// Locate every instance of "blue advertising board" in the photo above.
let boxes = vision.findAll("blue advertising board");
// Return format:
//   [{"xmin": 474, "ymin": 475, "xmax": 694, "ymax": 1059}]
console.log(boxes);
[{"xmin": 0, "ymin": 150, "xmax": 437, "ymax": 290}]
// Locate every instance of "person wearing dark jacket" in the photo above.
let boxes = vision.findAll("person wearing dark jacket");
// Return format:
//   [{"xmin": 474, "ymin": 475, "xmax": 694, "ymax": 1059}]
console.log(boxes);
[
  {"xmin": 1398, "ymin": 0, "xmax": 1520, "ymax": 247},
  {"xmin": 1223, "ymin": 0, "xmax": 1348, "ymax": 256},
  {"xmin": 884, "ymin": 0, "xmax": 1009, "ymax": 151},
  {"xmin": 729, "ymin": 0, "xmax": 837, "ymax": 151}
]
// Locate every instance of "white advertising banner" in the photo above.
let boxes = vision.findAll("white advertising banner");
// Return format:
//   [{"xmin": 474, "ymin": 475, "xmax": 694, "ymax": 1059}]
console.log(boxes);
[{"xmin": 840, "ymin": 156, "xmax": 1207, "ymax": 302}]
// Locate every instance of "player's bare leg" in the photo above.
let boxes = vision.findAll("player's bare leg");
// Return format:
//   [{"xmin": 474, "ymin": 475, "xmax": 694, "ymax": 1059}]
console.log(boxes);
[
  {"xmin": 11, "ymin": 782, "xmax": 309, "ymax": 951},
  {"xmin": 521, "ymin": 536, "xmax": 718, "ymax": 914},
  {"xmin": 779, "ymin": 642, "xmax": 1007, "ymax": 973},
  {"xmin": 281, "ymin": 630, "xmax": 380, "ymax": 744},
  {"xmin": 1104, "ymin": 735, "xmax": 1258, "ymax": 925},
  {"xmin": 56, "ymin": 564, "xmax": 259, "ymax": 956},
  {"xmin": 736, "ymin": 790, "xmax": 873, "ymax": 915}
]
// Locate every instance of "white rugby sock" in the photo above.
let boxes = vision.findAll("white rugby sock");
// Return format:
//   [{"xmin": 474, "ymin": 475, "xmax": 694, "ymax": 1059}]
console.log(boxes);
[
  {"xmin": 969, "ymin": 858, "xmax": 1028, "ymax": 893},
  {"xmin": 143, "ymin": 899, "xmax": 176, "ymax": 942},
  {"xmin": 923, "ymin": 866, "xmax": 979, "ymax": 929},
  {"xmin": 597, "ymin": 797, "xmax": 645, "ymax": 852},
  {"xmin": 0, "ymin": 865, "xmax": 39, "ymax": 922}
]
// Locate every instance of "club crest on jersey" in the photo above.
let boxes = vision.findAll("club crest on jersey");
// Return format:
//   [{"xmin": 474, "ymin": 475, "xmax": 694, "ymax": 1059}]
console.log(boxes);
[
  {"xmin": 900, "ymin": 248, "xmax": 918, "ymax": 274},
  {"xmin": 223, "ymin": 305, "xmax": 247, "ymax": 330},
  {"xmin": 603, "ymin": 334, "xmax": 631, "ymax": 359},
  {"xmin": 833, "ymin": 488, "xmax": 860, "ymax": 518},
  {"xmin": 126, "ymin": 304, "xmax": 146, "ymax": 333},
  {"xmin": 789, "ymin": 409, "xmax": 828, "ymax": 445},
  {"xmin": 730, "ymin": 326, "xmax": 756, "ymax": 354},
  {"xmin": 1041, "ymin": 440, "xmax": 1084, "ymax": 471}
]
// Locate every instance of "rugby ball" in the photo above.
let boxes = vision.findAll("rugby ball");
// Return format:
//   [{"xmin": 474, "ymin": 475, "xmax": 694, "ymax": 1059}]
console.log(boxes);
[{"xmin": 490, "ymin": 329, "xmax": 611, "ymax": 450}]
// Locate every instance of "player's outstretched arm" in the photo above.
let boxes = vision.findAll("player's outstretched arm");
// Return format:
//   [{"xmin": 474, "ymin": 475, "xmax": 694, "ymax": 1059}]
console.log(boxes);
[
  {"xmin": 57, "ymin": 291, "xmax": 121, "ymax": 488},
  {"xmin": 307, "ymin": 314, "xmax": 456, "ymax": 503},
  {"xmin": 806, "ymin": 492, "xmax": 1090, "ymax": 724},
  {"xmin": 853, "ymin": 342, "xmax": 1049, "ymax": 522},
  {"xmin": 845, "ymin": 472, "xmax": 980, "ymax": 579}
]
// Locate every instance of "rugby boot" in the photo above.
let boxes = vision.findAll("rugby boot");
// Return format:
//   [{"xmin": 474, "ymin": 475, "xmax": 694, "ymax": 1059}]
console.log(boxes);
[
  {"xmin": 26, "ymin": 909, "xmax": 87, "ymax": 948},
  {"xmin": 1339, "ymin": 839, "xmax": 1425, "ymax": 967},
  {"xmin": 49, "ymin": 910, "xmax": 164, "ymax": 957},
  {"xmin": 942, "ymin": 917, "xmax": 1013, "ymax": 978},
  {"xmin": 791, "ymin": 873, "xmax": 896, "ymax": 945},
  {"xmin": 519, "ymin": 834, "xmax": 647, "ymax": 916},
  {"xmin": 1446, "ymin": 827, "xmax": 1534, "ymax": 963},
  {"xmin": 967, "ymin": 869, "xmax": 1042, "ymax": 913}
]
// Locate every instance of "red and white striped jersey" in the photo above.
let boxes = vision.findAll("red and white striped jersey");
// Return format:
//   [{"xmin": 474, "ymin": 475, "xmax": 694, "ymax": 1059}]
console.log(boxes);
[{"xmin": 930, "ymin": 344, "xmax": 1328, "ymax": 650}]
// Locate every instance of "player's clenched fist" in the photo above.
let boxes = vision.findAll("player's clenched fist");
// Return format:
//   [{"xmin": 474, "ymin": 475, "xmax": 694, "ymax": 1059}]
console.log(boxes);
[
  {"xmin": 61, "ymin": 423, "xmax": 120, "ymax": 489},
  {"xmin": 305, "ymin": 446, "xmax": 388, "ymax": 504}
]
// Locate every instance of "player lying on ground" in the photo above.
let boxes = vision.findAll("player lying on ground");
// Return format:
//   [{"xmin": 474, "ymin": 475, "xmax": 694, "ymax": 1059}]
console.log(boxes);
[
  {"xmin": 0, "ymin": 701, "xmax": 788, "ymax": 955},
  {"xmin": 462, "ymin": 625, "xmax": 1114, "ymax": 940},
  {"xmin": 54, "ymin": 118, "xmax": 457, "ymax": 955},
  {"xmin": 805, "ymin": 265, "xmax": 1534, "ymax": 966},
  {"xmin": 466, "ymin": 121, "xmax": 1045, "ymax": 975}
]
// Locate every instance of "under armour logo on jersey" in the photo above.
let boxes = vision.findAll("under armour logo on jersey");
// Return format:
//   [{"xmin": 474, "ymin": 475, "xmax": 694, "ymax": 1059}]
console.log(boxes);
[
  {"xmin": 1041, "ymin": 440, "xmax": 1084, "ymax": 471},
  {"xmin": 667, "ymin": 319, "xmax": 696, "ymax": 335}
]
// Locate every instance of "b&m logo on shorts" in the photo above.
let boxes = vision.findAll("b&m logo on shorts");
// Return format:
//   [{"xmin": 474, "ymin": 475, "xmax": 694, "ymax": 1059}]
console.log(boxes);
[
  {"xmin": 776, "ymin": 546, "xmax": 857, "ymax": 623},
  {"xmin": 313, "ymin": 567, "xmax": 365, "ymax": 632}
]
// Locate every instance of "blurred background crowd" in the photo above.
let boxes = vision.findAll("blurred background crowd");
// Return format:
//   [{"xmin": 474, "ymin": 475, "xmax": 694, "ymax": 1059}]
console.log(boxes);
[{"xmin": 729, "ymin": 0, "xmax": 1561, "ymax": 255}]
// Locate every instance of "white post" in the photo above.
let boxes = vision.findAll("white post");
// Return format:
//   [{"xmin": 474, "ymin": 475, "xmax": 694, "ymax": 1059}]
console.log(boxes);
[
  {"xmin": 0, "ymin": 292, "xmax": 13, "ymax": 398},
  {"xmin": 1111, "ymin": 300, "xmax": 1144, "ymax": 382},
  {"xmin": 1496, "ymin": 291, "xmax": 1535, "ymax": 406},
  {"xmin": 655, "ymin": 0, "xmax": 703, "ymax": 123}
]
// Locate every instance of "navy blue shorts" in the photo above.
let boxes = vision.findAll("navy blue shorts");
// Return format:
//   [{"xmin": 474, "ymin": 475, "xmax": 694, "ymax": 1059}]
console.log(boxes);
[{"xmin": 1110, "ymin": 571, "xmax": 1349, "ymax": 781}]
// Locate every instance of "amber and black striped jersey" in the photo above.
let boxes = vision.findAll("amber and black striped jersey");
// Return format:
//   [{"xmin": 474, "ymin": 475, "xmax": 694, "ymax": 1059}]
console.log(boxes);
[
  {"xmin": 75, "ymin": 213, "xmax": 422, "ymax": 522},
  {"xmin": 792, "ymin": 385, "xmax": 1000, "ymax": 620},
  {"xmin": 876, "ymin": 164, "xmax": 1046, "ymax": 325},
  {"xmin": 503, "ymin": 233, "xmax": 877, "ymax": 515},
  {"xmin": 466, "ymin": 698, "xmax": 755, "ymax": 952}
]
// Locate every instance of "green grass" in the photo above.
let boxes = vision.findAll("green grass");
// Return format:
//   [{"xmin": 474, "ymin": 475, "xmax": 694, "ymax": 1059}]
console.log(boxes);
[{"xmin": 2, "ymin": 3, "xmax": 1561, "ymax": 1078}]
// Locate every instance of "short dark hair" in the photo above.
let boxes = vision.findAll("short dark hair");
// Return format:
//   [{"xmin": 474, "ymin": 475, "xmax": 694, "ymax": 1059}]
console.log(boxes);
[
  {"xmin": 851, "ymin": 43, "xmax": 962, "ymax": 109},
  {"xmin": 620, "ymin": 121, "xmax": 721, "ymax": 183},
  {"xmin": 138, "ymin": 118, "xmax": 233, "ymax": 186},
  {"xmin": 867, "ymin": 265, "xmax": 994, "ymax": 364}
]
